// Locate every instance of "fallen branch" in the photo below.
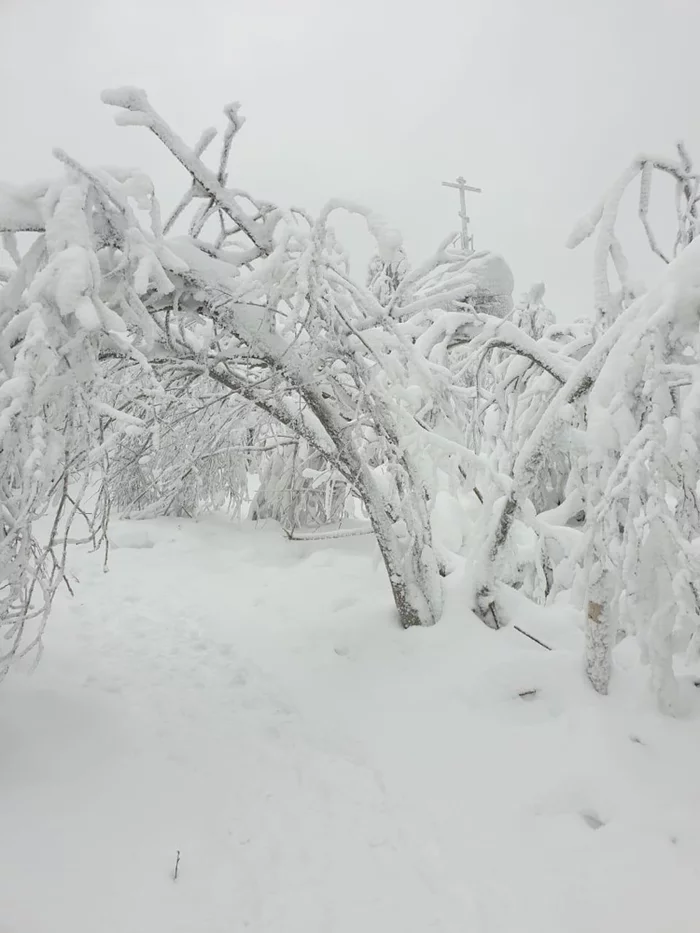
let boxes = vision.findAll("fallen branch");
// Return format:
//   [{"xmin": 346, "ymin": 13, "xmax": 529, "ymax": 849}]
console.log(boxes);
[{"xmin": 284, "ymin": 526, "xmax": 374, "ymax": 542}]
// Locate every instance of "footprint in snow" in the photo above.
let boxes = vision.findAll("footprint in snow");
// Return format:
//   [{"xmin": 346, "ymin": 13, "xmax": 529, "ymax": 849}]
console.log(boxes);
[{"xmin": 580, "ymin": 810, "xmax": 606, "ymax": 830}]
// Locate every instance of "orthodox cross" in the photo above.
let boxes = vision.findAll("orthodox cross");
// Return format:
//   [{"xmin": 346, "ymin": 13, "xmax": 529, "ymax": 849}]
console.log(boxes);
[{"xmin": 441, "ymin": 176, "xmax": 482, "ymax": 252}]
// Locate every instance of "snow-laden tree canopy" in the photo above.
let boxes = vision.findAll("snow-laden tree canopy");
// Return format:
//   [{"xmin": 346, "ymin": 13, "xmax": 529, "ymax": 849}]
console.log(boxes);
[
  {"xmin": 1, "ymin": 88, "xmax": 700, "ymax": 712},
  {"xmin": 0, "ymin": 87, "xmax": 520, "ymax": 666}
]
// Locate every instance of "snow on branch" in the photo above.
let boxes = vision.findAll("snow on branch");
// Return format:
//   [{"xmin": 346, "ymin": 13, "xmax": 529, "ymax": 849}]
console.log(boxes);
[
  {"xmin": 567, "ymin": 149, "xmax": 700, "ymax": 328},
  {"xmin": 3, "ymin": 85, "xmax": 697, "ymax": 716},
  {"xmin": 101, "ymin": 87, "xmax": 278, "ymax": 255}
]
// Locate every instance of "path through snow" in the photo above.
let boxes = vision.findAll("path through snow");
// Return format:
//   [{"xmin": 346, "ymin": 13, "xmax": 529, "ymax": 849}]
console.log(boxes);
[{"xmin": 1, "ymin": 516, "xmax": 700, "ymax": 932}]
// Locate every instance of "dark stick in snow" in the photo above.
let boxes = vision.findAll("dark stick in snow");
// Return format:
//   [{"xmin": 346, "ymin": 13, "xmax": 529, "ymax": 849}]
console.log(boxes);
[{"xmin": 513, "ymin": 625, "xmax": 552, "ymax": 651}]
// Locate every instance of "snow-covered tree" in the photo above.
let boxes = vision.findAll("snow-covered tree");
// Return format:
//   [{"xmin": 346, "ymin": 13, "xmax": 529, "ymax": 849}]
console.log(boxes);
[
  {"xmin": 106, "ymin": 367, "xmax": 253, "ymax": 519},
  {"xmin": 3, "ymin": 86, "xmax": 697, "ymax": 714},
  {"xmin": 0, "ymin": 87, "xmax": 513, "ymax": 665},
  {"xmin": 567, "ymin": 148, "xmax": 700, "ymax": 707},
  {"xmin": 367, "ymin": 245, "xmax": 410, "ymax": 304},
  {"xmin": 0, "ymin": 172, "xmax": 156, "ymax": 674},
  {"xmin": 249, "ymin": 435, "xmax": 351, "ymax": 531},
  {"xmin": 464, "ymin": 146, "xmax": 700, "ymax": 709}
]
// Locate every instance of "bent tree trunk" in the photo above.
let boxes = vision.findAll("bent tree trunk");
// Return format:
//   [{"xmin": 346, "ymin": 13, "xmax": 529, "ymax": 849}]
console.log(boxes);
[
  {"xmin": 205, "ymin": 310, "xmax": 444, "ymax": 629},
  {"xmin": 474, "ymin": 491, "xmax": 519, "ymax": 628},
  {"xmin": 288, "ymin": 379, "xmax": 444, "ymax": 629},
  {"xmin": 355, "ymin": 470, "xmax": 443, "ymax": 628}
]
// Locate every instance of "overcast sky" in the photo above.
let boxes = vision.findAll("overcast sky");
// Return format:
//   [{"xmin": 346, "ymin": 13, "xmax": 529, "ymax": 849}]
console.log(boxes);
[{"xmin": 1, "ymin": 0, "xmax": 698, "ymax": 319}]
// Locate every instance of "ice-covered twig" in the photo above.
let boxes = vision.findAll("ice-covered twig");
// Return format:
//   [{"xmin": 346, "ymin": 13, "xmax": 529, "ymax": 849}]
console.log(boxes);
[{"xmin": 101, "ymin": 87, "xmax": 275, "ymax": 254}]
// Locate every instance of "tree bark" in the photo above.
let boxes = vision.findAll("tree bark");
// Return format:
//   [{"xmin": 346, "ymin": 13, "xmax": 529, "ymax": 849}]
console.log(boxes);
[
  {"xmin": 585, "ymin": 597, "xmax": 612, "ymax": 694},
  {"xmin": 473, "ymin": 492, "xmax": 519, "ymax": 628},
  {"xmin": 584, "ymin": 549, "xmax": 614, "ymax": 694},
  {"xmin": 355, "ymin": 473, "xmax": 443, "ymax": 628}
]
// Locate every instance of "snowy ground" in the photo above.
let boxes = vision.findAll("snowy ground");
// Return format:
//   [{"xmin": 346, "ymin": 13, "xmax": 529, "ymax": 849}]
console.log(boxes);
[{"xmin": 2, "ymin": 516, "xmax": 700, "ymax": 932}]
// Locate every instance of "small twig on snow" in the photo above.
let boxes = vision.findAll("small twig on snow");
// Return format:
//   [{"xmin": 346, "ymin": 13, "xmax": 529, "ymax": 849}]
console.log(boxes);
[{"xmin": 513, "ymin": 625, "xmax": 552, "ymax": 651}]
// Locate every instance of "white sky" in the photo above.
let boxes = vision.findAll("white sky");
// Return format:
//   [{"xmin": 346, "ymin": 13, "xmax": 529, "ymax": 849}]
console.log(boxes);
[{"xmin": 1, "ymin": 0, "xmax": 698, "ymax": 319}]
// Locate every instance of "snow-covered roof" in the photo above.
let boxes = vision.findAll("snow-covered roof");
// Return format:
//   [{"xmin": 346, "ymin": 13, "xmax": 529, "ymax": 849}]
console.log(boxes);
[{"xmin": 463, "ymin": 251, "xmax": 514, "ymax": 318}]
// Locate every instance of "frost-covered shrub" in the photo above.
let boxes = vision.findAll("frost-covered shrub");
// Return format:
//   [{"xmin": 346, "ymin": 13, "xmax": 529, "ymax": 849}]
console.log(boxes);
[
  {"xmin": 106, "ymin": 368, "xmax": 253, "ymax": 519},
  {"xmin": 0, "ymin": 86, "xmax": 517, "ymax": 659}
]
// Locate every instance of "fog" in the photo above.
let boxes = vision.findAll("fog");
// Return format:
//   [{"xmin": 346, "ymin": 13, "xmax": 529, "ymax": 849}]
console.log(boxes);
[{"xmin": 2, "ymin": 0, "xmax": 697, "ymax": 318}]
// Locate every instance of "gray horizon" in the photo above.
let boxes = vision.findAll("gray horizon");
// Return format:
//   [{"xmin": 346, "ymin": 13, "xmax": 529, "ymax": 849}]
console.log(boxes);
[{"xmin": 2, "ymin": 0, "xmax": 696, "ymax": 320}]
